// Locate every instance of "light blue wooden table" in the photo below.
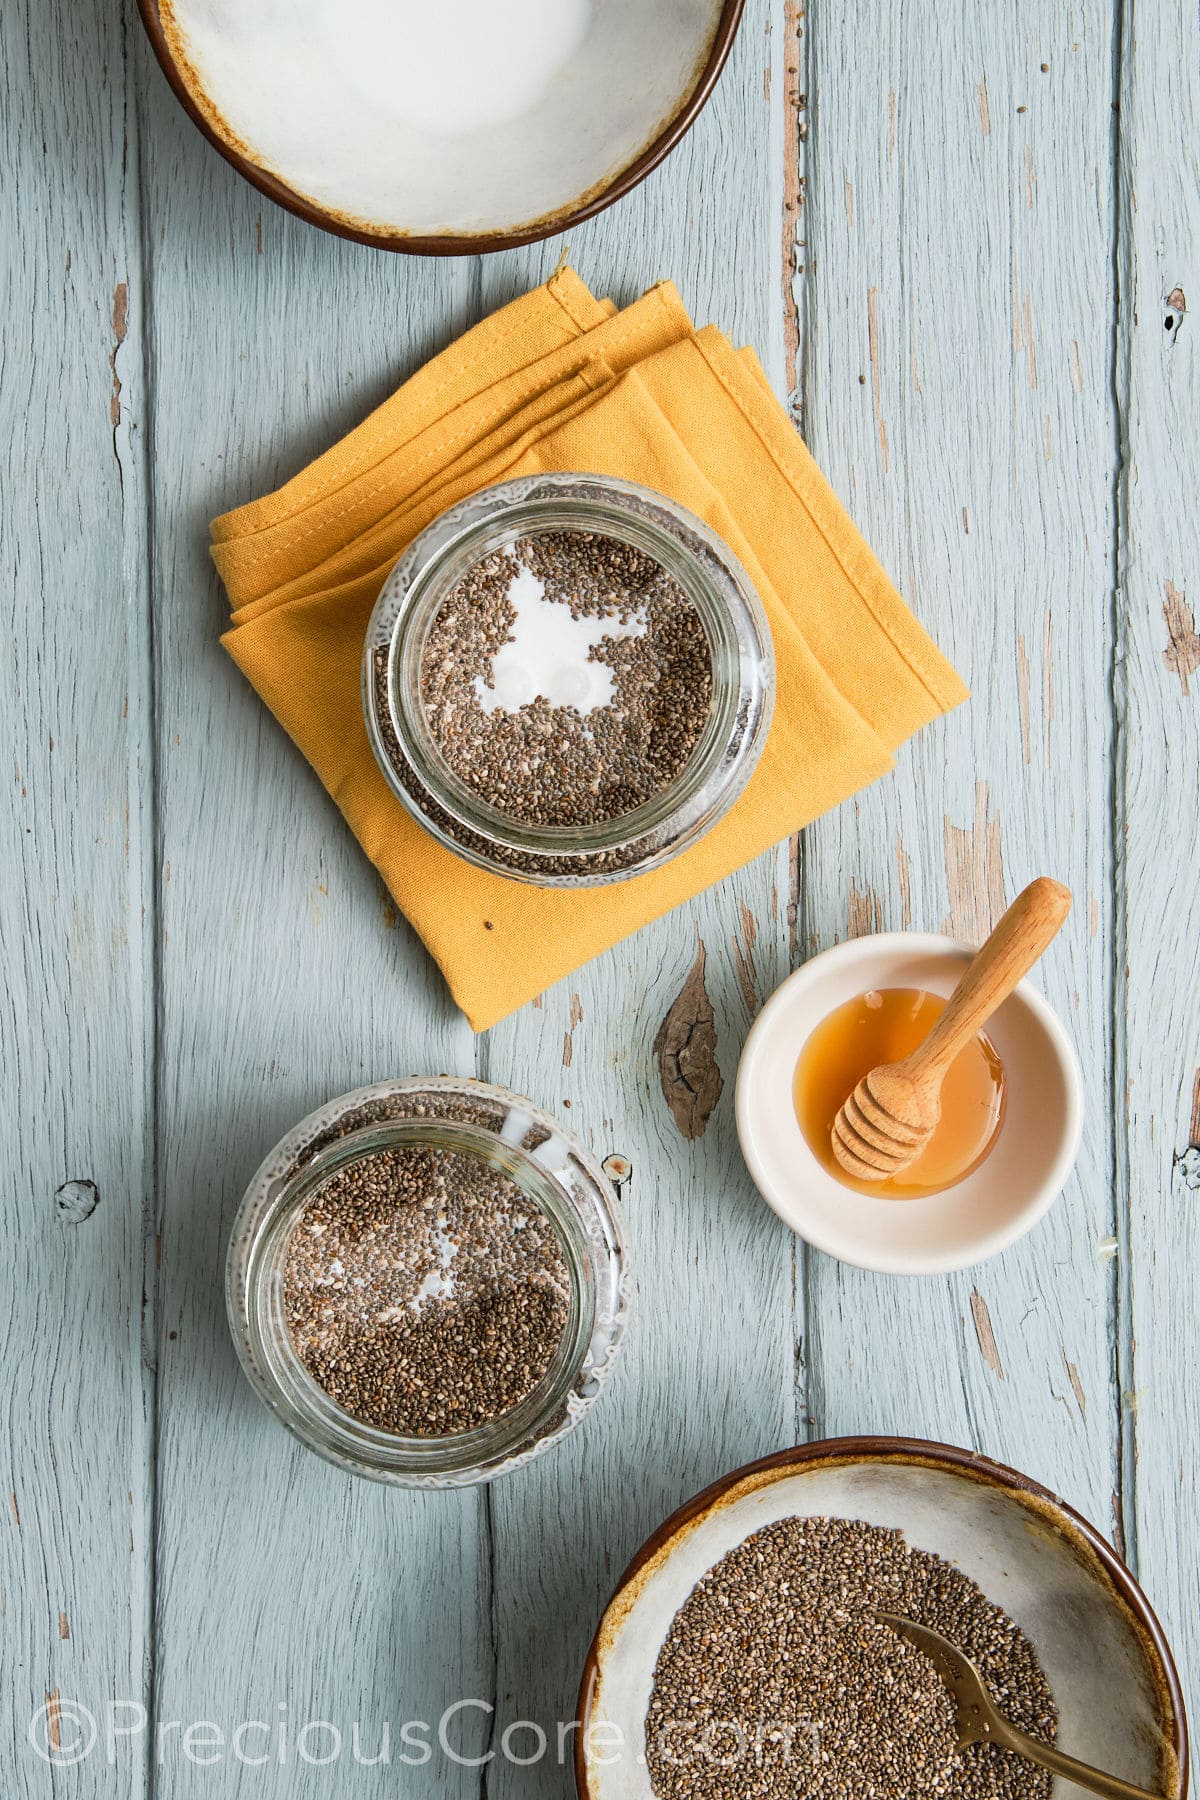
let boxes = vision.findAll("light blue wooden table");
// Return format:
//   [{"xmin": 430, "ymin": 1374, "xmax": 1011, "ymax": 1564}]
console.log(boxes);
[{"xmin": 3, "ymin": 1, "xmax": 1197, "ymax": 1793}]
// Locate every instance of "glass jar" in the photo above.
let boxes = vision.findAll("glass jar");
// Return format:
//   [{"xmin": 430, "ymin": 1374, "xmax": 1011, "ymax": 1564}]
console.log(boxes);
[
  {"xmin": 227, "ymin": 1076, "xmax": 632, "ymax": 1487},
  {"xmin": 362, "ymin": 473, "xmax": 774, "ymax": 886}
]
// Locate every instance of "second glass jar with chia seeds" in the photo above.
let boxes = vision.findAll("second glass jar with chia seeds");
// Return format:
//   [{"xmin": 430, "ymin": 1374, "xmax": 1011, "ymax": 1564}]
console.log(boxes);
[
  {"xmin": 227, "ymin": 1076, "xmax": 631, "ymax": 1487},
  {"xmin": 362, "ymin": 473, "xmax": 775, "ymax": 886}
]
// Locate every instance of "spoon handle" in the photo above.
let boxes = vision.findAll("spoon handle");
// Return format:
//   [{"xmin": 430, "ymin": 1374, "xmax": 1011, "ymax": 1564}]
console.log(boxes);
[
  {"xmin": 904, "ymin": 876, "xmax": 1072, "ymax": 1079},
  {"xmin": 985, "ymin": 1713, "xmax": 1174, "ymax": 1800}
]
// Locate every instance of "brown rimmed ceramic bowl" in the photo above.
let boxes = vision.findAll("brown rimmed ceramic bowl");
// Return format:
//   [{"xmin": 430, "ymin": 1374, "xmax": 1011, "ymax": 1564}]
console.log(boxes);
[
  {"xmin": 575, "ymin": 1438, "xmax": 1188, "ymax": 1799},
  {"xmin": 136, "ymin": 0, "xmax": 746, "ymax": 254}
]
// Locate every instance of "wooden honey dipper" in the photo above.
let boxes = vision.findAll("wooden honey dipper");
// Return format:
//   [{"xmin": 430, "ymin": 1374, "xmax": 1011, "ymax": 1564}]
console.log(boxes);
[{"xmin": 830, "ymin": 877, "xmax": 1072, "ymax": 1184}]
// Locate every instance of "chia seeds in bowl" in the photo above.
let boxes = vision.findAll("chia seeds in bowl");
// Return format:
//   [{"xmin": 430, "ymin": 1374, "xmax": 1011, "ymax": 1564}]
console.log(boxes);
[
  {"xmin": 363, "ymin": 473, "xmax": 774, "ymax": 886},
  {"xmin": 645, "ymin": 1515, "xmax": 1057, "ymax": 1800},
  {"xmin": 227, "ymin": 1077, "xmax": 631, "ymax": 1487},
  {"xmin": 578, "ymin": 1441, "xmax": 1187, "ymax": 1800}
]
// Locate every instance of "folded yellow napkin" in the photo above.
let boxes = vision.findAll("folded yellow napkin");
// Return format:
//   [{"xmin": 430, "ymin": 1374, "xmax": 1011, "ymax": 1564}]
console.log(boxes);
[{"xmin": 213, "ymin": 268, "xmax": 967, "ymax": 1031}]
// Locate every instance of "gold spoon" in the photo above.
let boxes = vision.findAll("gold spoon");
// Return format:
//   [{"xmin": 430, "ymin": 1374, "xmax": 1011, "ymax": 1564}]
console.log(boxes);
[
  {"xmin": 878, "ymin": 1612, "xmax": 1173, "ymax": 1800},
  {"xmin": 830, "ymin": 876, "xmax": 1072, "ymax": 1183}
]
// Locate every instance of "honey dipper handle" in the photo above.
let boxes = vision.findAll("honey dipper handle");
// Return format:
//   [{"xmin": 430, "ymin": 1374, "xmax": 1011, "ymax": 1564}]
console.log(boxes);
[{"xmin": 905, "ymin": 877, "xmax": 1072, "ymax": 1079}]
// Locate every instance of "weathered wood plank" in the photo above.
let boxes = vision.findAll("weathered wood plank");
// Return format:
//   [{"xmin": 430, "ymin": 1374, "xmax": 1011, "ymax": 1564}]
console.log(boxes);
[
  {"xmin": 476, "ymin": 6, "xmax": 798, "ymax": 1791},
  {"xmin": 134, "ymin": 26, "xmax": 489, "ymax": 1793},
  {"xmin": 1, "ymin": 1, "xmax": 155, "ymax": 1793},
  {"xmin": 1115, "ymin": 0, "xmax": 1200, "ymax": 1716},
  {"xmin": 798, "ymin": 0, "xmax": 1120, "ymax": 1533}
]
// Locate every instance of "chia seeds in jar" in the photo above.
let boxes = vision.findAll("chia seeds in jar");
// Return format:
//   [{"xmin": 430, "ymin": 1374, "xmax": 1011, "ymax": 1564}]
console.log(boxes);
[
  {"xmin": 363, "ymin": 474, "xmax": 774, "ymax": 886},
  {"xmin": 283, "ymin": 1143, "xmax": 570, "ymax": 1437},
  {"xmin": 227, "ymin": 1077, "xmax": 631, "ymax": 1487}
]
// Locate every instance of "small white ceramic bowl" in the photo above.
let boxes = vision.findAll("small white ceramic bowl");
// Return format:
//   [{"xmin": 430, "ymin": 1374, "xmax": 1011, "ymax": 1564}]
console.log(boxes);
[
  {"xmin": 575, "ymin": 1440, "xmax": 1188, "ymax": 1799},
  {"xmin": 735, "ymin": 933, "xmax": 1083, "ymax": 1275}
]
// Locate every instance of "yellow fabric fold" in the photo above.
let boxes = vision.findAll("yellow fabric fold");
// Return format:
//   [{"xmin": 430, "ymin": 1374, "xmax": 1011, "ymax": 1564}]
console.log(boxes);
[{"xmin": 215, "ymin": 268, "xmax": 967, "ymax": 1031}]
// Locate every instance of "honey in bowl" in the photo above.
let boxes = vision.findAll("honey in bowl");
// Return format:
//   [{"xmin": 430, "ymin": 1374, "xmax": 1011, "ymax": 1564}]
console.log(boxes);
[{"xmin": 794, "ymin": 988, "xmax": 1006, "ymax": 1198}]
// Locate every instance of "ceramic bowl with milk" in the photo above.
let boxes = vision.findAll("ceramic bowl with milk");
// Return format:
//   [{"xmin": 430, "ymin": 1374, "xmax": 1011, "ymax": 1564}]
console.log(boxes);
[{"xmin": 139, "ymin": 0, "xmax": 747, "ymax": 250}]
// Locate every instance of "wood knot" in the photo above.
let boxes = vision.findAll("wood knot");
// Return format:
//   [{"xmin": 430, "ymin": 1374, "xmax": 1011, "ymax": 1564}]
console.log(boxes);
[
  {"xmin": 1164, "ymin": 287, "xmax": 1186, "ymax": 336},
  {"xmin": 54, "ymin": 1179, "xmax": 100, "ymax": 1224},
  {"xmin": 653, "ymin": 939, "xmax": 723, "ymax": 1140},
  {"xmin": 601, "ymin": 1153, "xmax": 632, "ymax": 1192}
]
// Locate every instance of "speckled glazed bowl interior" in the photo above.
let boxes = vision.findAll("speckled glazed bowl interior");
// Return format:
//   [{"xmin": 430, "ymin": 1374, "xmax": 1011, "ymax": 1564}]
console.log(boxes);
[
  {"xmin": 576, "ymin": 1440, "xmax": 1188, "ymax": 1800},
  {"xmin": 138, "ymin": 0, "xmax": 745, "ymax": 251}
]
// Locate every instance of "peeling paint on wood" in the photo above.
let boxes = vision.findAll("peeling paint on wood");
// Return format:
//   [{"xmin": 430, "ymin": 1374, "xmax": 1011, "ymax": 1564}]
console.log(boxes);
[
  {"xmin": 847, "ymin": 878, "xmax": 883, "ymax": 939},
  {"xmin": 780, "ymin": 0, "xmax": 805, "ymax": 402},
  {"xmin": 1162, "ymin": 582, "xmax": 1199, "ymax": 696},
  {"xmin": 562, "ymin": 993, "xmax": 584, "ymax": 1066},
  {"xmin": 943, "ymin": 783, "xmax": 1005, "ymax": 943},
  {"xmin": 1163, "ymin": 287, "xmax": 1186, "ymax": 346},
  {"xmin": 866, "ymin": 287, "xmax": 890, "ymax": 472},
  {"xmin": 654, "ymin": 938, "xmax": 724, "ymax": 1140},
  {"xmin": 895, "ymin": 835, "xmax": 912, "ymax": 929},
  {"xmin": 970, "ymin": 1289, "xmax": 1005, "ymax": 1380},
  {"xmin": 1063, "ymin": 1355, "xmax": 1087, "ymax": 1417},
  {"xmin": 1175, "ymin": 1071, "xmax": 1200, "ymax": 1190},
  {"xmin": 1023, "ymin": 292, "xmax": 1038, "ymax": 388},
  {"xmin": 788, "ymin": 833, "xmax": 801, "ymax": 963},
  {"xmin": 732, "ymin": 901, "xmax": 761, "ymax": 1015},
  {"xmin": 1016, "ymin": 633, "xmax": 1032, "ymax": 764},
  {"xmin": 109, "ymin": 282, "xmax": 127, "ymax": 429}
]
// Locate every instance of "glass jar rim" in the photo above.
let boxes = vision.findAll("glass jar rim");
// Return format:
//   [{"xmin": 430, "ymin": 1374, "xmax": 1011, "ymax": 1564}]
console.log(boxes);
[{"xmin": 362, "ymin": 474, "xmax": 774, "ymax": 879}]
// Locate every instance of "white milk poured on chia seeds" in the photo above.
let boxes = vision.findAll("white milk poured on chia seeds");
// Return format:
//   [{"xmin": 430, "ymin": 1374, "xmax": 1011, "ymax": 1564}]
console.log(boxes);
[{"xmin": 472, "ymin": 549, "xmax": 648, "ymax": 719}]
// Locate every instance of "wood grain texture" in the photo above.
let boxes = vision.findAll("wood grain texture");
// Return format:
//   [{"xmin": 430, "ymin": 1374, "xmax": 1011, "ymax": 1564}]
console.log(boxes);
[
  {"xmin": 1114, "ymin": 0, "xmax": 1200, "ymax": 1713},
  {"xmin": 797, "ymin": 0, "xmax": 1120, "ymax": 1532},
  {"xmin": 3, "ymin": 0, "xmax": 1199, "ymax": 1788},
  {"xmin": 0, "ymin": 2, "xmax": 155, "ymax": 1793}
]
